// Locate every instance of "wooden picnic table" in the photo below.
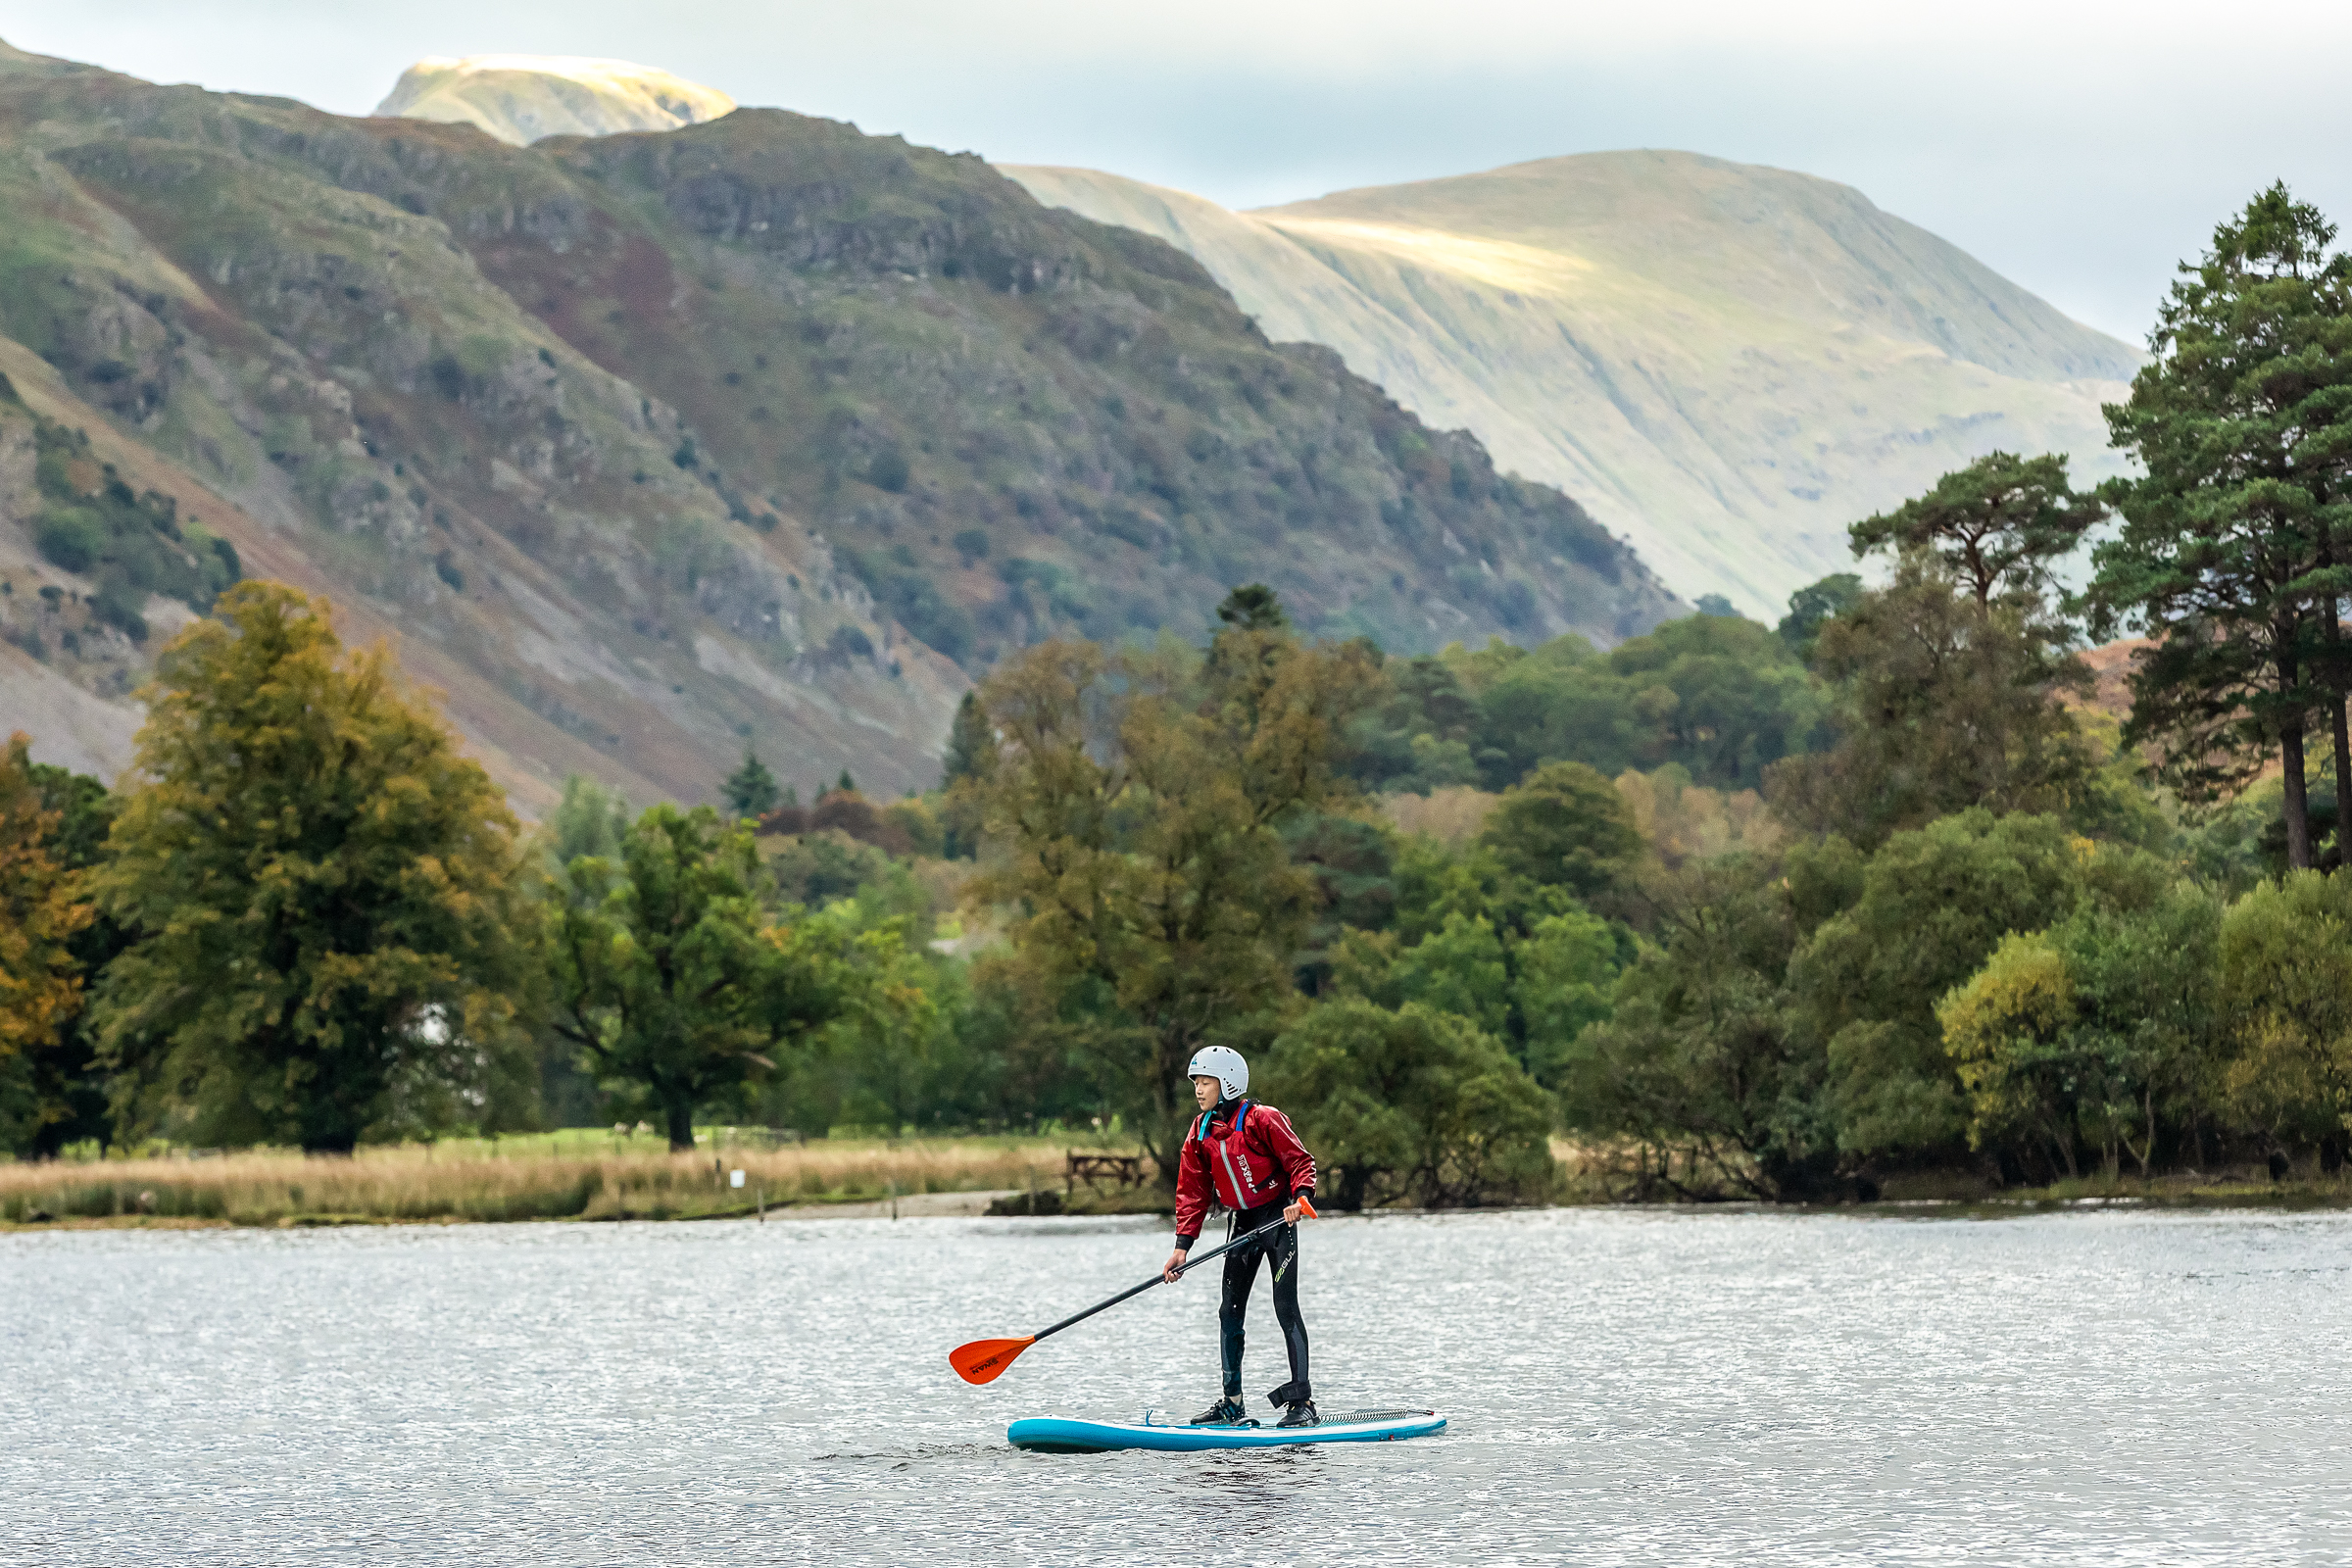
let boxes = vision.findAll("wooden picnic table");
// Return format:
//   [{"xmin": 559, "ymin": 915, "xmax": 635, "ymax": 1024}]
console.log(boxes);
[{"xmin": 1066, "ymin": 1152, "xmax": 1148, "ymax": 1191}]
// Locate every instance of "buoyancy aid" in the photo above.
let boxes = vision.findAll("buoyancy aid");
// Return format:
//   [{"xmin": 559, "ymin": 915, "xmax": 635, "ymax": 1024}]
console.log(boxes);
[{"xmin": 1192, "ymin": 1100, "xmax": 1287, "ymax": 1212}]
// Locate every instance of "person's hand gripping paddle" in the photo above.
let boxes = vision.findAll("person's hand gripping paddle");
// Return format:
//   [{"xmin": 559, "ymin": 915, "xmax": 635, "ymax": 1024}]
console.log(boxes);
[{"xmin": 949, "ymin": 1197, "xmax": 1318, "ymax": 1385}]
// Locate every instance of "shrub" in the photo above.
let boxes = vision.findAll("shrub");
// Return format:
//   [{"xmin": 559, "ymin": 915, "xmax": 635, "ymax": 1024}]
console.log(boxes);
[
  {"xmin": 34, "ymin": 508, "xmax": 102, "ymax": 574},
  {"xmin": 2217, "ymin": 871, "xmax": 2352, "ymax": 1155},
  {"xmin": 88, "ymin": 577, "xmax": 148, "ymax": 641},
  {"xmin": 1262, "ymin": 997, "xmax": 1554, "ymax": 1209}
]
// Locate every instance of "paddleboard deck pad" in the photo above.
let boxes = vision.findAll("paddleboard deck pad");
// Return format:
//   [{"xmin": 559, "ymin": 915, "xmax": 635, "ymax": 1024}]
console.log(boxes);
[{"xmin": 1009, "ymin": 1408, "xmax": 1446, "ymax": 1453}]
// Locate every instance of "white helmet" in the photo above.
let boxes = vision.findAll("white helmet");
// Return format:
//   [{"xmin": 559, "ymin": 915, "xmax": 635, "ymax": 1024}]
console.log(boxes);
[{"xmin": 1187, "ymin": 1045, "xmax": 1248, "ymax": 1102}]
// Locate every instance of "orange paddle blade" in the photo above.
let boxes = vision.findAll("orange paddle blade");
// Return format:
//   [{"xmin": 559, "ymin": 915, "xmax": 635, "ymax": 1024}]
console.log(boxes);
[
  {"xmin": 950, "ymin": 1336, "xmax": 1036, "ymax": 1385},
  {"xmin": 1297, "ymin": 1196, "xmax": 1318, "ymax": 1220}
]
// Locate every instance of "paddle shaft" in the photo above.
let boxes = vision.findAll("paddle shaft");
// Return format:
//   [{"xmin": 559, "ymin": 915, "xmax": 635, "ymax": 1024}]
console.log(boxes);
[{"xmin": 1030, "ymin": 1216, "xmax": 1293, "ymax": 1344}]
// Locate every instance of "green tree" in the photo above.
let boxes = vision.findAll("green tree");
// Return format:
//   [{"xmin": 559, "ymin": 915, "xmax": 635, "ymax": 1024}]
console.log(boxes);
[
  {"xmin": 1216, "ymin": 582, "xmax": 1289, "ymax": 630},
  {"xmin": 1469, "ymin": 636, "xmax": 1641, "ymax": 789},
  {"xmin": 1459, "ymin": 618, "xmax": 1819, "ymax": 794},
  {"xmin": 723, "ymin": 748, "xmax": 782, "ymax": 818},
  {"xmin": 1560, "ymin": 854, "xmax": 1837, "ymax": 1200},
  {"xmin": 1477, "ymin": 760, "xmax": 1640, "ymax": 900},
  {"xmin": 1512, "ymin": 907, "xmax": 1622, "ymax": 1090},
  {"xmin": 760, "ymin": 875, "xmax": 947, "ymax": 1136},
  {"xmin": 1344, "ymin": 654, "xmax": 1483, "ymax": 795},
  {"xmin": 1604, "ymin": 614, "xmax": 1825, "ymax": 789},
  {"xmin": 940, "ymin": 690, "xmax": 995, "ymax": 787},
  {"xmin": 939, "ymin": 690, "xmax": 995, "ymax": 858},
  {"xmin": 549, "ymin": 803, "xmax": 881, "ymax": 1149},
  {"xmin": 1330, "ymin": 913, "xmax": 1513, "ymax": 1040},
  {"xmin": 1281, "ymin": 810, "xmax": 1399, "ymax": 992},
  {"xmin": 2083, "ymin": 184, "xmax": 2352, "ymax": 869},
  {"xmin": 1936, "ymin": 931, "xmax": 2085, "ymax": 1177},
  {"xmin": 974, "ymin": 591, "xmax": 1377, "ymax": 1179},
  {"xmin": 1260, "ymin": 997, "xmax": 1555, "ymax": 1209},
  {"xmin": 1851, "ymin": 451, "xmax": 2104, "ymax": 612},
  {"xmin": 1768, "ymin": 552, "xmax": 2098, "ymax": 847},
  {"xmin": 2216, "ymin": 870, "xmax": 2352, "ymax": 1158},
  {"xmin": 1789, "ymin": 809, "xmax": 2167, "ymax": 1161},
  {"xmin": 546, "ymin": 776, "xmax": 630, "ymax": 880},
  {"xmin": 1778, "ymin": 572, "xmax": 1864, "ymax": 662},
  {"xmin": 91, "ymin": 583, "xmax": 540, "ymax": 1152},
  {"xmin": 2055, "ymin": 894, "xmax": 2225, "ymax": 1177}
]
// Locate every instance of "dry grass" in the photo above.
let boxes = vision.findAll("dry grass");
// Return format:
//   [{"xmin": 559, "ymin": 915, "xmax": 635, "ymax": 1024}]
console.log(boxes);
[{"xmin": 0, "ymin": 1135, "xmax": 1091, "ymax": 1227}]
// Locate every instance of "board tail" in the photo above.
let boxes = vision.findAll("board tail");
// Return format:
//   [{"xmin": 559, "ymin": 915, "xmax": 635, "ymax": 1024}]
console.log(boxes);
[{"xmin": 950, "ymin": 1336, "xmax": 1035, "ymax": 1385}]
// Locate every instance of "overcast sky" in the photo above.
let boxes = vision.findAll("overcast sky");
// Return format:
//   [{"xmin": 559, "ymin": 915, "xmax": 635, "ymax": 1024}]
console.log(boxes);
[{"xmin": 8, "ymin": 0, "xmax": 2351, "ymax": 344}]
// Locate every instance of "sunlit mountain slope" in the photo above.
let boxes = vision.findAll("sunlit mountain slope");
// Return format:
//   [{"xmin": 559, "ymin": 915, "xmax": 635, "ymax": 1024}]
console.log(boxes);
[{"xmin": 1009, "ymin": 154, "xmax": 2140, "ymax": 616}]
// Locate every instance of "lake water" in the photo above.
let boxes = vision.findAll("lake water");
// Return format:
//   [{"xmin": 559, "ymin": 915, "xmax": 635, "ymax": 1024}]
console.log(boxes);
[{"xmin": 3, "ymin": 1206, "xmax": 2348, "ymax": 1565}]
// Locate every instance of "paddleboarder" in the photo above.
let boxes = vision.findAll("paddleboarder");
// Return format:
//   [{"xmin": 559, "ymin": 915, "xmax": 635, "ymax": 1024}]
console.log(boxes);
[{"xmin": 1162, "ymin": 1046, "xmax": 1320, "ymax": 1429}]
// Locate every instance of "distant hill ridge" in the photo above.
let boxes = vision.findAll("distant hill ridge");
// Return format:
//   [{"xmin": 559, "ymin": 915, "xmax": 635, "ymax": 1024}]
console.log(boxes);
[
  {"xmin": 356, "ymin": 55, "xmax": 2133, "ymax": 617},
  {"xmin": 372, "ymin": 55, "xmax": 736, "ymax": 145},
  {"xmin": 1009, "ymin": 153, "xmax": 2141, "ymax": 615},
  {"xmin": 0, "ymin": 42, "xmax": 1674, "ymax": 807}
]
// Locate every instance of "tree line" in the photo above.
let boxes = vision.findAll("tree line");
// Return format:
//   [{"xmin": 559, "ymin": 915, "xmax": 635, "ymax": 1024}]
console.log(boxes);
[{"xmin": 3, "ymin": 184, "xmax": 2349, "ymax": 1203}]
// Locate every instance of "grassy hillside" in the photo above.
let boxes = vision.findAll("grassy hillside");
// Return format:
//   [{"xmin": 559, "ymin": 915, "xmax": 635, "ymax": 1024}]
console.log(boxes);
[
  {"xmin": 0, "ymin": 42, "xmax": 1677, "ymax": 804},
  {"xmin": 1009, "ymin": 153, "xmax": 2142, "ymax": 618}
]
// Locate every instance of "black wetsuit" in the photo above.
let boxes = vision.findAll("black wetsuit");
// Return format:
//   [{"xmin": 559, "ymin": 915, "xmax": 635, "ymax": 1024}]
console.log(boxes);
[{"xmin": 1220, "ymin": 1200, "xmax": 1310, "ymax": 1406}]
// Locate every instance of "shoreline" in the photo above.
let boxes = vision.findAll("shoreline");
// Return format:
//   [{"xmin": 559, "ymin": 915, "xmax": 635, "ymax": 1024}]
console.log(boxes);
[{"xmin": 7, "ymin": 1171, "xmax": 2347, "ymax": 1233}]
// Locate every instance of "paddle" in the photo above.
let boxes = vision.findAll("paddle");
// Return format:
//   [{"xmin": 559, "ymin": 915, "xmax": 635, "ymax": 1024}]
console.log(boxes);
[{"xmin": 950, "ymin": 1197, "xmax": 1318, "ymax": 1385}]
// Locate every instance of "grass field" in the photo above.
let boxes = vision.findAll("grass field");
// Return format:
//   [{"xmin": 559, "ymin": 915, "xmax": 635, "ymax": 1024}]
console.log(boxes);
[
  {"xmin": 0, "ymin": 1132, "xmax": 1105, "ymax": 1228},
  {"xmin": 8, "ymin": 1135, "xmax": 2341, "ymax": 1229}
]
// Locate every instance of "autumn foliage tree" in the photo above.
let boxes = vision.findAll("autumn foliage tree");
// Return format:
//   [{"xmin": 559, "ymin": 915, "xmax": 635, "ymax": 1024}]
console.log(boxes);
[
  {"xmin": 974, "ymin": 587, "xmax": 1377, "ymax": 1178},
  {"xmin": 0, "ymin": 733, "xmax": 95, "ymax": 1150},
  {"xmin": 90, "ymin": 583, "xmax": 542, "ymax": 1152}
]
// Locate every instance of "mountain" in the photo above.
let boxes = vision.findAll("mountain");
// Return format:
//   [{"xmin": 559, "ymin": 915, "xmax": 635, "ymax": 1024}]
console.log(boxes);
[
  {"xmin": 1007, "ymin": 155, "xmax": 2142, "ymax": 617},
  {"xmin": 371, "ymin": 55, "xmax": 736, "ymax": 146},
  {"xmin": 0, "ymin": 42, "xmax": 1676, "ymax": 808}
]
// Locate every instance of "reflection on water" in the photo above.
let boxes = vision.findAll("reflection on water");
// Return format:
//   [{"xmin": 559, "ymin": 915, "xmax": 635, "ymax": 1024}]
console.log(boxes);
[{"xmin": 4, "ymin": 1206, "xmax": 2349, "ymax": 1565}]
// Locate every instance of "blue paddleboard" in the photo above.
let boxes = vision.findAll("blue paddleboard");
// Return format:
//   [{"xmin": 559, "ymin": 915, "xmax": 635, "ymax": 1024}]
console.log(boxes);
[{"xmin": 1008, "ymin": 1408, "xmax": 1446, "ymax": 1453}]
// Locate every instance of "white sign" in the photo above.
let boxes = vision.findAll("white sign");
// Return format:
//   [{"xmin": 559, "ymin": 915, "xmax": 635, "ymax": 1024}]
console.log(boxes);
[{"xmin": 730, "ymin": 1169, "xmax": 746, "ymax": 1189}]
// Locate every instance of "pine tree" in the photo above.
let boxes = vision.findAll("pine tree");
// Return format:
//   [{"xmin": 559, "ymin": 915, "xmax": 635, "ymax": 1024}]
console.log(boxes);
[
  {"xmin": 1850, "ymin": 451, "xmax": 2104, "ymax": 612},
  {"xmin": 721, "ymin": 748, "xmax": 781, "ymax": 819},
  {"xmin": 940, "ymin": 690, "xmax": 994, "ymax": 788},
  {"xmin": 1216, "ymin": 583, "xmax": 1288, "ymax": 630},
  {"xmin": 2083, "ymin": 184, "xmax": 2352, "ymax": 869}
]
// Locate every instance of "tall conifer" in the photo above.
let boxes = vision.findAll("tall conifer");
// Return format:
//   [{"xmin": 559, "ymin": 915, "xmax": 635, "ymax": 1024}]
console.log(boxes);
[{"xmin": 2086, "ymin": 184, "xmax": 2352, "ymax": 868}]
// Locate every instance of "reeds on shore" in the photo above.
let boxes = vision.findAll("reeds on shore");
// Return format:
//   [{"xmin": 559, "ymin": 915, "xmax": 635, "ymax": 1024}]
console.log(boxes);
[{"xmin": 0, "ymin": 1133, "xmax": 1086, "ymax": 1227}]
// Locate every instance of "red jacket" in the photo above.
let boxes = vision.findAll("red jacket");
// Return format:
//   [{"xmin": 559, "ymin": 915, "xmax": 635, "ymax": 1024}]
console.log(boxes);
[{"xmin": 1174, "ymin": 1099, "xmax": 1317, "ymax": 1248}]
